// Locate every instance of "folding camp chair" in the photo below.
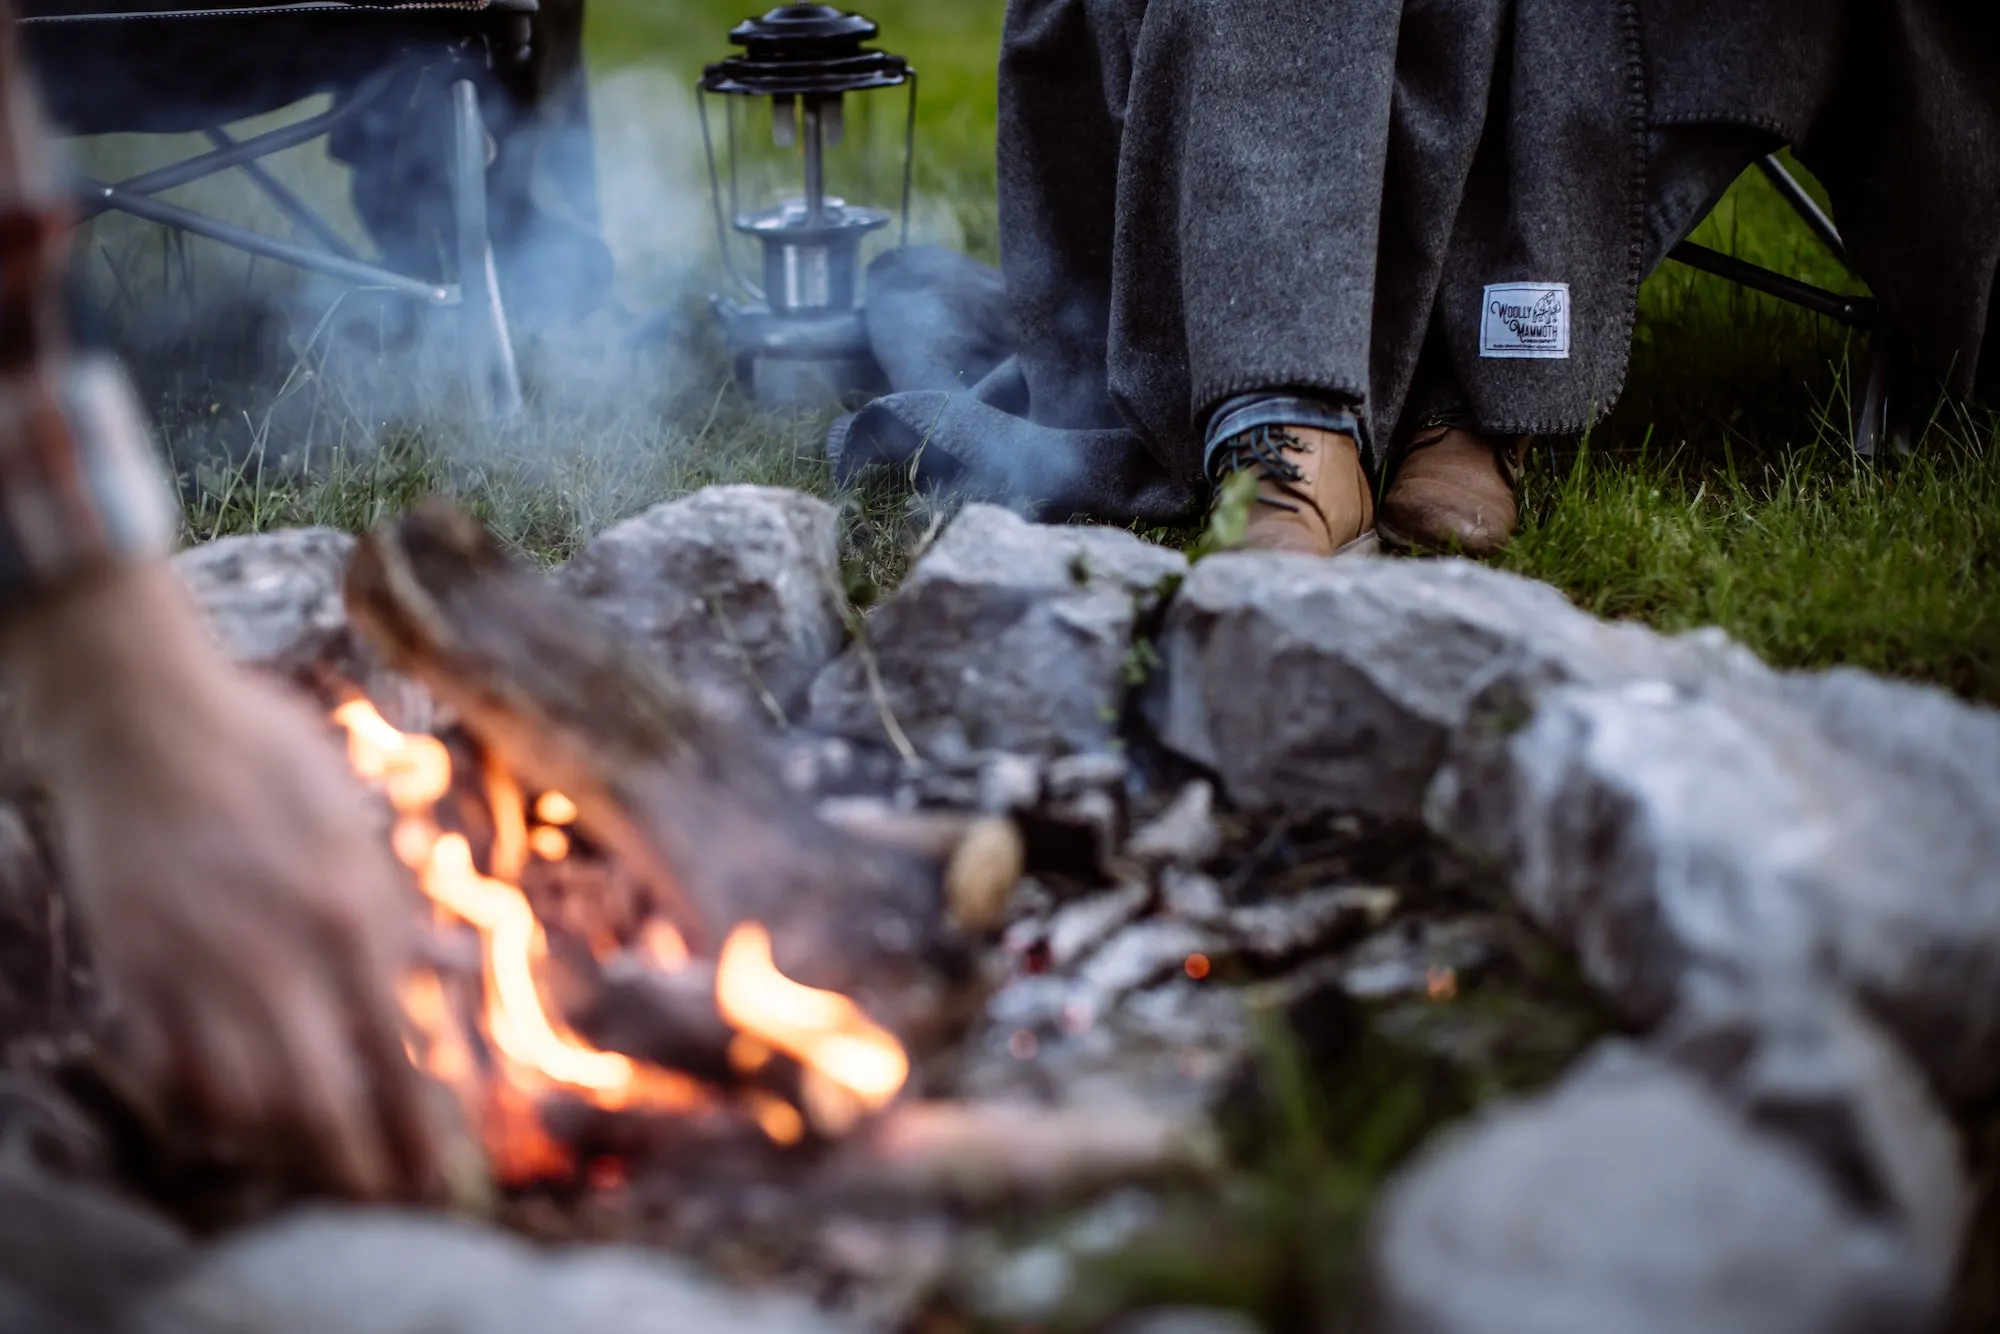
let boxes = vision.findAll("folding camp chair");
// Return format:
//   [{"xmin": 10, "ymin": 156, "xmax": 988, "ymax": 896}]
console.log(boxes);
[
  {"xmin": 16, "ymin": 0, "xmax": 545, "ymax": 419},
  {"xmin": 1668, "ymin": 155, "xmax": 1909, "ymax": 458}
]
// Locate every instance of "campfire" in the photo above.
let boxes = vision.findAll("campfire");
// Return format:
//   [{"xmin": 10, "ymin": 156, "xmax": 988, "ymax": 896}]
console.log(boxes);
[
  {"xmin": 203, "ymin": 498, "xmax": 1215, "ymax": 1225},
  {"xmin": 331, "ymin": 698, "xmax": 910, "ymax": 1185},
  {"xmin": 285, "ymin": 498, "xmax": 986, "ymax": 1196}
]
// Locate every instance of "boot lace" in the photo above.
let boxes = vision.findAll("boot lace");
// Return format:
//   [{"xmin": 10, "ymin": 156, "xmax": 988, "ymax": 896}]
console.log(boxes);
[{"xmin": 1210, "ymin": 425, "xmax": 1312, "ymax": 513}]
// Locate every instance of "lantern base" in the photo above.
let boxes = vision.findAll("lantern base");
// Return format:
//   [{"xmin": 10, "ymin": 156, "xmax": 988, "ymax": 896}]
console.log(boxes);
[
  {"xmin": 747, "ymin": 354, "xmax": 884, "ymax": 410},
  {"xmin": 712, "ymin": 297, "xmax": 884, "ymax": 411}
]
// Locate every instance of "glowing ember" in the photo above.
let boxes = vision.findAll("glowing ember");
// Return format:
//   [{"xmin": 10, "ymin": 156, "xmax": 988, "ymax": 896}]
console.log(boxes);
[
  {"xmin": 528, "ymin": 825, "xmax": 571, "ymax": 861},
  {"xmin": 744, "ymin": 1090, "xmax": 807, "ymax": 1146},
  {"xmin": 332, "ymin": 699, "xmax": 910, "ymax": 1179}
]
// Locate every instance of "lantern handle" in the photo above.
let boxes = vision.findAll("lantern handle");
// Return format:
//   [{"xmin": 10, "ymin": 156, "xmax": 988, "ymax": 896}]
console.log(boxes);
[
  {"xmin": 696, "ymin": 86, "xmax": 766, "ymax": 303},
  {"xmin": 899, "ymin": 70, "xmax": 918, "ymax": 249}
]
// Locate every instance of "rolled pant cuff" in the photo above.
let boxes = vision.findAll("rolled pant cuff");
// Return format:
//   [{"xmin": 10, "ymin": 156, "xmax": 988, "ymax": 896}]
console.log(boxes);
[{"xmin": 1202, "ymin": 393, "xmax": 1361, "ymax": 482}]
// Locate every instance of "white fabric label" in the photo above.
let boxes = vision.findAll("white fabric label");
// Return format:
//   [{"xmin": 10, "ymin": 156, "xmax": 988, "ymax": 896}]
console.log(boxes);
[{"xmin": 1480, "ymin": 282, "xmax": 1571, "ymax": 359}]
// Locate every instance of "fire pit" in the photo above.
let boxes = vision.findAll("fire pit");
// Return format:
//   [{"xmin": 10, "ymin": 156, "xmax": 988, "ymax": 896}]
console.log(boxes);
[
  {"xmin": 299, "ymin": 501, "xmax": 1226, "ymax": 1237},
  {"xmin": 0, "ymin": 498, "xmax": 1631, "ymax": 1332}
]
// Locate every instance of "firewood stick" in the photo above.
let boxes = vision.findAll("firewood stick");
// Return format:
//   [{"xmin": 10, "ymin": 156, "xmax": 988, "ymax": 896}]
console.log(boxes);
[
  {"xmin": 536, "ymin": 929, "xmax": 821, "ymax": 1118},
  {"xmin": 817, "ymin": 1100, "xmax": 1223, "ymax": 1205}
]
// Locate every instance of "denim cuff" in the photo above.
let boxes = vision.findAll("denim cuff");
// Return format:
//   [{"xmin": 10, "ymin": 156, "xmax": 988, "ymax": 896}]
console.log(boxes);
[{"xmin": 1202, "ymin": 393, "xmax": 1361, "ymax": 481}]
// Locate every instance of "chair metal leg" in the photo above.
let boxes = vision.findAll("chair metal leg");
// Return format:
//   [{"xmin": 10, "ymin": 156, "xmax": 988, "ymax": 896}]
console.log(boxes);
[
  {"xmin": 1754, "ymin": 156, "xmax": 1921, "ymax": 460},
  {"xmin": 204, "ymin": 126, "xmax": 358, "ymax": 261},
  {"xmin": 79, "ymin": 174, "xmax": 454, "ymax": 304},
  {"xmin": 451, "ymin": 78, "xmax": 523, "ymax": 421},
  {"xmin": 1856, "ymin": 334, "xmax": 1891, "ymax": 461},
  {"xmin": 1756, "ymin": 155, "xmax": 1849, "ymax": 267},
  {"xmin": 1855, "ymin": 331, "xmax": 1918, "ymax": 461}
]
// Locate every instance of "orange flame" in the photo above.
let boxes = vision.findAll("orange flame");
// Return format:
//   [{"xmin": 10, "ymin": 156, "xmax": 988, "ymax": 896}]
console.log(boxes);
[
  {"xmin": 332, "ymin": 699, "xmax": 909, "ymax": 1172},
  {"xmin": 716, "ymin": 922, "xmax": 910, "ymax": 1113},
  {"xmin": 638, "ymin": 919, "xmax": 690, "ymax": 971},
  {"xmin": 336, "ymin": 702, "xmax": 706, "ymax": 1117}
]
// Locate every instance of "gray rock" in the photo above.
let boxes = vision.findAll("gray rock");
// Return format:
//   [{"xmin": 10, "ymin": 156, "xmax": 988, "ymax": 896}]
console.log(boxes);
[
  {"xmin": 137, "ymin": 1208, "xmax": 854, "ymax": 1334},
  {"xmin": 0, "ymin": 1167, "xmax": 193, "ymax": 1334},
  {"xmin": 810, "ymin": 505, "xmax": 1185, "ymax": 758},
  {"xmin": 904, "ymin": 750, "xmax": 1053, "ymax": 813},
  {"xmin": 1047, "ymin": 752, "xmax": 1131, "ymax": 798},
  {"xmin": 172, "ymin": 528, "xmax": 356, "ymax": 678},
  {"xmin": 1656, "ymin": 982, "xmax": 1966, "ymax": 1273},
  {"xmin": 1369, "ymin": 1045, "xmax": 1944, "ymax": 1334},
  {"xmin": 1144, "ymin": 553, "xmax": 1756, "ymax": 817},
  {"xmin": 560, "ymin": 486, "xmax": 846, "ymax": 725},
  {"xmin": 1126, "ymin": 781, "xmax": 1222, "ymax": 868},
  {"xmin": 977, "ymin": 752, "xmax": 1045, "ymax": 813},
  {"xmin": 1428, "ymin": 671, "xmax": 2000, "ymax": 1100},
  {"xmin": 813, "ymin": 1217, "xmax": 958, "ymax": 1332}
]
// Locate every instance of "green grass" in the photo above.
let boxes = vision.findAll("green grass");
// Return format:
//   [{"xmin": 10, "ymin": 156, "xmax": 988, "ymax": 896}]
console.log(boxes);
[
  {"xmin": 1503, "ymin": 158, "xmax": 2000, "ymax": 699},
  {"xmin": 1502, "ymin": 434, "xmax": 2000, "ymax": 701},
  {"xmin": 83, "ymin": 0, "xmax": 2000, "ymax": 706}
]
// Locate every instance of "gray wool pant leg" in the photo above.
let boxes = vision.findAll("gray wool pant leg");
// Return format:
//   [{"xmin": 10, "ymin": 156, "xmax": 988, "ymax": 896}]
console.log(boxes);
[
  {"xmin": 1108, "ymin": 0, "xmax": 1403, "ymax": 477},
  {"xmin": 999, "ymin": 0, "xmax": 1408, "ymax": 484},
  {"xmin": 995, "ymin": 0, "xmax": 1141, "ymax": 435}
]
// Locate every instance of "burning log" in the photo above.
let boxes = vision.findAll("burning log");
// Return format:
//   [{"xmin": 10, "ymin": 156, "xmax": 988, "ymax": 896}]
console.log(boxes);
[{"xmin": 343, "ymin": 501, "xmax": 972, "ymax": 1035}]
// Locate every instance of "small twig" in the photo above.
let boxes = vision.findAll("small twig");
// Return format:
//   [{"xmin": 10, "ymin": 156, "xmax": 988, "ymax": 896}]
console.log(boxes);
[
  {"xmin": 809, "ymin": 546, "xmax": 917, "ymax": 762},
  {"xmin": 690, "ymin": 378, "xmax": 730, "ymax": 446},
  {"xmin": 705, "ymin": 592, "xmax": 788, "ymax": 731},
  {"xmin": 906, "ymin": 500, "xmax": 947, "ymax": 567},
  {"xmin": 904, "ymin": 395, "xmax": 950, "ymax": 490},
  {"xmin": 820, "ymin": 556, "xmax": 915, "ymax": 761},
  {"xmin": 850, "ymin": 609, "xmax": 916, "ymax": 763}
]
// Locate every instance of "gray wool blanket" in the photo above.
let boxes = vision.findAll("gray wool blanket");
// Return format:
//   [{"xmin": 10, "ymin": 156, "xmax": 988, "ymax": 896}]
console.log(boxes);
[{"xmin": 830, "ymin": 0, "xmax": 2000, "ymax": 524}]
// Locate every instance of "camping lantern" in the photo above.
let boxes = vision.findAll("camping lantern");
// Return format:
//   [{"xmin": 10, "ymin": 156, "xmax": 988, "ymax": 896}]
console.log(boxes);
[{"xmin": 699, "ymin": 4, "xmax": 916, "ymax": 408}]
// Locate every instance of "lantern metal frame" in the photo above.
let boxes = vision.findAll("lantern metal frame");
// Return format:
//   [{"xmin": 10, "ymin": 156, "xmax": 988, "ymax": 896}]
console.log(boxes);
[{"xmin": 696, "ymin": 4, "xmax": 917, "ymax": 405}]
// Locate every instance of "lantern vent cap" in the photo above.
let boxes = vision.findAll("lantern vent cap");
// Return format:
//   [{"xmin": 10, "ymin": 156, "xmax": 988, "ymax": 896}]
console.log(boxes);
[{"xmin": 701, "ymin": 4, "xmax": 910, "ymax": 97}]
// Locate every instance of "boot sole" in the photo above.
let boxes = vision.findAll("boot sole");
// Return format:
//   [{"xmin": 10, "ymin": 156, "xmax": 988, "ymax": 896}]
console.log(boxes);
[{"xmin": 1373, "ymin": 514, "xmax": 1509, "ymax": 559}]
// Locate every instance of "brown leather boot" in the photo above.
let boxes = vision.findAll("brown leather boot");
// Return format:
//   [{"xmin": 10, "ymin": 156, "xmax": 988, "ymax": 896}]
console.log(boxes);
[
  {"xmin": 1211, "ymin": 425, "xmax": 1375, "ymax": 557},
  {"xmin": 1377, "ymin": 424, "xmax": 1526, "ymax": 557}
]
